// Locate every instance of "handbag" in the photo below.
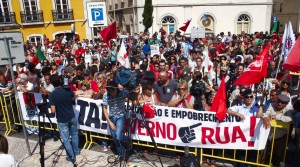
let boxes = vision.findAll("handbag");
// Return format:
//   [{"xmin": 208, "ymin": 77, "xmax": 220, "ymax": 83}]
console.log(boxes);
[{"xmin": 142, "ymin": 103, "xmax": 155, "ymax": 118}]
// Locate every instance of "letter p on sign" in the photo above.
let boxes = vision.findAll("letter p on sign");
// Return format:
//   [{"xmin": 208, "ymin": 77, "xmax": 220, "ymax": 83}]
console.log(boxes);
[{"xmin": 91, "ymin": 8, "xmax": 103, "ymax": 21}]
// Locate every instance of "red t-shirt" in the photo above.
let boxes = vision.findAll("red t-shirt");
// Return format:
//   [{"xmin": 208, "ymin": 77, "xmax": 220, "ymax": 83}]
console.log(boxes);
[{"xmin": 90, "ymin": 80, "xmax": 99, "ymax": 93}]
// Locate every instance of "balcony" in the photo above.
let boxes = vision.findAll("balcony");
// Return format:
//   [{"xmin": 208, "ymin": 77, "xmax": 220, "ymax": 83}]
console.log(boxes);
[
  {"xmin": 20, "ymin": 10, "xmax": 43, "ymax": 23},
  {"xmin": 0, "ymin": 12, "xmax": 16, "ymax": 24},
  {"xmin": 52, "ymin": 9, "xmax": 74, "ymax": 22}
]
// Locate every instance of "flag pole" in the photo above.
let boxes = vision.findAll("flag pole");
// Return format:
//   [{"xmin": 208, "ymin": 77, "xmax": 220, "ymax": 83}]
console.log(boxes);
[{"xmin": 275, "ymin": 52, "xmax": 283, "ymax": 79}]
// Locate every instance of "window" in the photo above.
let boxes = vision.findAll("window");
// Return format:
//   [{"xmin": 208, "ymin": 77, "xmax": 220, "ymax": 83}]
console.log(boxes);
[
  {"xmin": 199, "ymin": 14, "xmax": 214, "ymax": 33},
  {"xmin": 22, "ymin": 0, "xmax": 39, "ymax": 22},
  {"xmin": 29, "ymin": 36, "xmax": 42, "ymax": 46},
  {"xmin": 273, "ymin": 3, "xmax": 277, "ymax": 13},
  {"xmin": 161, "ymin": 16, "xmax": 176, "ymax": 34},
  {"xmin": 237, "ymin": 14, "xmax": 251, "ymax": 34},
  {"xmin": 55, "ymin": 0, "xmax": 69, "ymax": 19},
  {"xmin": 279, "ymin": 3, "xmax": 283, "ymax": 13},
  {"xmin": 0, "ymin": 0, "xmax": 13, "ymax": 23}
]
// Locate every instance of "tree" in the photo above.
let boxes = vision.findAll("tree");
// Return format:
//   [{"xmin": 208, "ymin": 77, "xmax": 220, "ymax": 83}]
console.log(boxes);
[{"xmin": 142, "ymin": 0, "xmax": 153, "ymax": 33}]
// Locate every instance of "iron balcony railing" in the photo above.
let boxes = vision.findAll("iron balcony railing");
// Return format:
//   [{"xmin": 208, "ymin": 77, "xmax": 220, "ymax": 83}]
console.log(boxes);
[
  {"xmin": 0, "ymin": 12, "xmax": 16, "ymax": 24},
  {"xmin": 52, "ymin": 9, "xmax": 74, "ymax": 21},
  {"xmin": 20, "ymin": 10, "xmax": 44, "ymax": 23}
]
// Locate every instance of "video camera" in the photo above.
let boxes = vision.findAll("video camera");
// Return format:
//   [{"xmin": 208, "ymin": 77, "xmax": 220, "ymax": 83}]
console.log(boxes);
[
  {"xmin": 61, "ymin": 74, "xmax": 70, "ymax": 88},
  {"xmin": 36, "ymin": 102, "xmax": 49, "ymax": 116}
]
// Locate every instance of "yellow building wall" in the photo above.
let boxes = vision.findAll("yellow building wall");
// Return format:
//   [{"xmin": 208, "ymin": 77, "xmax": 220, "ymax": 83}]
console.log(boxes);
[{"xmin": 10, "ymin": 0, "xmax": 87, "ymax": 42}]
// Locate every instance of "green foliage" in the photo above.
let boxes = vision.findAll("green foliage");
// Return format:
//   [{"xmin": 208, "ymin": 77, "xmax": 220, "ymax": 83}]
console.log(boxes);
[{"xmin": 142, "ymin": 0, "xmax": 153, "ymax": 33}]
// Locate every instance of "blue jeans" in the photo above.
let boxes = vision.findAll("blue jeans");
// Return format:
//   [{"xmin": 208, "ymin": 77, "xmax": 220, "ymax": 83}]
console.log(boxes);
[
  {"xmin": 109, "ymin": 115, "xmax": 125, "ymax": 156},
  {"xmin": 58, "ymin": 117, "xmax": 80, "ymax": 161}
]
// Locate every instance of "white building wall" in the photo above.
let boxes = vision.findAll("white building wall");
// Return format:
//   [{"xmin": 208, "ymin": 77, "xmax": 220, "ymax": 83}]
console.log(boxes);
[{"xmin": 149, "ymin": 5, "xmax": 272, "ymax": 35}]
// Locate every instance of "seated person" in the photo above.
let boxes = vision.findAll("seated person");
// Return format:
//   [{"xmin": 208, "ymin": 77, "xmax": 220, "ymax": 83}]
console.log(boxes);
[{"xmin": 168, "ymin": 80, "xmax": 194, "ymax": 109}]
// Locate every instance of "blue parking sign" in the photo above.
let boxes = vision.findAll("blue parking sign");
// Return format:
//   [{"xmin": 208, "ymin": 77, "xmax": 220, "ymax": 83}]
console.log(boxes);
[{"xmin": 91, "ymin": 8, "xmax": 103, "ymax": 21}]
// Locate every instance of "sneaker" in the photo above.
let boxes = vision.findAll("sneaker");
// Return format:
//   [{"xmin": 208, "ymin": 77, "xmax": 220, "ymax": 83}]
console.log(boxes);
[{"xmin": 102, "ymin": 146, "xmax": 108, "ymax": 152}]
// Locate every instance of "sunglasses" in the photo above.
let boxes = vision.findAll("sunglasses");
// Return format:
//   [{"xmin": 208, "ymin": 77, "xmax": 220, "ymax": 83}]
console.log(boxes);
[
  {"xmin": 244, "ymin": 95, "xmax": 254, "ymax": 99},
  {"xmin": 155, "ymin": 66, "xmax": 159, "ymax": 67},
  {"xmin": 178, "ymin": 88, "xmax": 186, "ymax": 91},
  {"xmin": 282, "ymin": 82, "xmax": 290, "ymax": 85}
]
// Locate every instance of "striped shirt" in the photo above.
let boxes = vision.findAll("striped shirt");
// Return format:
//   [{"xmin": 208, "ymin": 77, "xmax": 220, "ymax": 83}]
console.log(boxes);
[{"xmin": 102, "ymin": 89, "xmax": 128, "ymax": 117}]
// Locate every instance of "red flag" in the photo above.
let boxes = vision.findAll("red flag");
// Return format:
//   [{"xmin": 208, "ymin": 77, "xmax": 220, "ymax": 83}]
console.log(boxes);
[
  {"xmin": 179, "ymin": 19, "xmax": 191, "ymax": 32},
  {"xmin": 210, "ymin": 76, "xmax": 227, "ymax": 121},
  {"xmin": 233, "ymin": 45, "xmax": 270, "ymax": 85},
  {"xmin": 283, "ymin": 37, "xmax": 300, "ymax": 72},
  {"xmin": 99, "ymin": 22, "xmax": 117, "ymax": 46}
]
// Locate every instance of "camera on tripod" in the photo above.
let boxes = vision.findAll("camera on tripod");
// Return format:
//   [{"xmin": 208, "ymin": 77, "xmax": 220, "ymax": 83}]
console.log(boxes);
[{"xmin": 36, "ymin": 102, "xmax": 49, "ymax": 116}]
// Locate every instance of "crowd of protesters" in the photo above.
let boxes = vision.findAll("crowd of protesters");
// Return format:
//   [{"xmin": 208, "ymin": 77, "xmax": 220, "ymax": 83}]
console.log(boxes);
[{"xmin": 0, "ymin": 28, "xmax": 300, "ymax": 166}]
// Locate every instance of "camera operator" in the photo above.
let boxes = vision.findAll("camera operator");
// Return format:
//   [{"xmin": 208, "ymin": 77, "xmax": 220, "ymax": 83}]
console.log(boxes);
[
  {"xmin": 49, "ymin": 74, "xmax": 80, "ymax": 162},
  {"xmin": 190, "ymin": 71, "xmax": 207, "ymax": 111},
  {"xmin": 39, "ymin": 73, "xmax": 54, "ymax": 101},
  {"xmin": 102, "ymin": 80, "xmax": 128, "ymax": 158}
]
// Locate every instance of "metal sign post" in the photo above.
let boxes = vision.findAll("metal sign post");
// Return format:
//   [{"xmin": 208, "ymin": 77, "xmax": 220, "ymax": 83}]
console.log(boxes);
[{"xmin": 0, "ymin": 36, "xmax": 32, "ymax": 156}]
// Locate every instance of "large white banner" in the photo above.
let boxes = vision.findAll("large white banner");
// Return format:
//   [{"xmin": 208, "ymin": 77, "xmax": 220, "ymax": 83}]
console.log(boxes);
[{"xmin": 18, "ymin": 93, "xmax": 270, "ymax": 150}]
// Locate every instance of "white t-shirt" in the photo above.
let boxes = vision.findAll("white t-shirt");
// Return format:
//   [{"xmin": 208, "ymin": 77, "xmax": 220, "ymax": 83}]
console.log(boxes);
[
  {"xmin": 17, "ymin": 81, "xmax": 34, "ymax": 92},
  {"xmin": 0, "ymin": 153, "xmax": 19, "ymax": 167}
]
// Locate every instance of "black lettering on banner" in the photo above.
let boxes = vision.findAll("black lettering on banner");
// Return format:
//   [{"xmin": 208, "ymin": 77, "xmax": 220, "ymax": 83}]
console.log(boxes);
[
  {"xmin": 208, "ymin": 113, "xmax": 214, "ymax": 122},
  {"xmin": 175, "ymin": 110, "xmax": 181, "ymax": 118},
  {"xmin": 204, "ymin": 113, "xmax": 208, "ymax": 121},
  {"xmin": 193, "ymin": 112, "xmax": 198, "ymax": 120},
  {"xmin": 188, "ymin": 112, "xmax": 193, "ymax": 119},
  {"xmin": 155, "ymin": 109, "xmax": 162, "ymax": 116},
  {"xmin": 199, "ymin": 113, "xmax": 203, "ymax": 121},
  {"xmin": 85, "ymin": 102, "xmax": 100, "ymax": 129},
  {"xmin": 182, "ymin": 110, "xmax": 187, "ymax": 118},
  {"xmin": 164, "ymin": 109, "xmax": 169, "ymax": 117},
  {"xmin": 77, "ymin": 100, "xmax": 89, "ymax": 125}
]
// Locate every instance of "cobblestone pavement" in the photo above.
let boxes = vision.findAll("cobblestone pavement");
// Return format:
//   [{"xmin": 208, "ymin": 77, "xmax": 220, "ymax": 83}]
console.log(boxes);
[{"xmin": 4, "ymin": 131, "xmax": 179, "ymax": 167}]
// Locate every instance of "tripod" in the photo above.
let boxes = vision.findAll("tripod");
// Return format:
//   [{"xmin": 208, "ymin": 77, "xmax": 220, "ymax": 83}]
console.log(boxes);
[
  {"xmin": 36, "ymin": 102, "xmax": 77, "ymax": 167},
  {"xmin": 119, "ymin": 91, "xmax": 164, "ymax": 167}
]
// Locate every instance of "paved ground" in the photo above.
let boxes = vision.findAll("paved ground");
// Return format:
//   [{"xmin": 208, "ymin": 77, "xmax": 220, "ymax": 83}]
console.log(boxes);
[
  {"xmin": 2, "ymin": 124, "xmax": 298, "ymax": 167},
  {"xmin": 1, "ymin": 125, "xmax": 180, "ymax": 167}
]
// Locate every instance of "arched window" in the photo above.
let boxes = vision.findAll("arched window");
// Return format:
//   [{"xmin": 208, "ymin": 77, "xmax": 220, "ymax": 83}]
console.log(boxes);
[
  {"xmin": 200, "ymin": 14, "xmax": 214, "ymax": 34},
  {"xmin": 161, "ymin": 16, "xmax": 176, "ymax": 34},
  {"xmin": 237, "ymin": 14, "xmax": 251, "ymax": 34}
]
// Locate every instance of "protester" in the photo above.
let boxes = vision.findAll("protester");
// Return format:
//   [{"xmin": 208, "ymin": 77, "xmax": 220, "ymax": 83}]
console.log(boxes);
[{"xmin": 259, "ymin": 94, "xmax": 294, "ymax": 166}]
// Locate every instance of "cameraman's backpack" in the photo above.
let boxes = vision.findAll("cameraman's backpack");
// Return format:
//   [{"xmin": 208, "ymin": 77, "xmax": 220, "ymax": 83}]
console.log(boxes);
[{"xmin": 114, "ymin": 69, "xmax": 139, "ymax": 89}]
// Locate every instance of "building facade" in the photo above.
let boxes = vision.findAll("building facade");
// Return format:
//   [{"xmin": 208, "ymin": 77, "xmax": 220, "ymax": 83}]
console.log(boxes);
[
  {"xmin": 107, "ymin": 0, "xmax": 273, "ymax": 35},
  {"xmin": 272, "ymin": 0, "xmax": 300, "ymax": 33},
  {"xmin": 0, "ymin": 0, "xmax": 106, "ymax": 45}
]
